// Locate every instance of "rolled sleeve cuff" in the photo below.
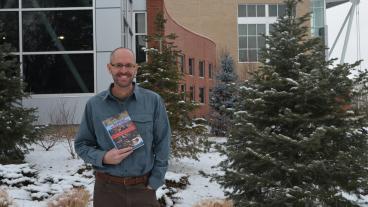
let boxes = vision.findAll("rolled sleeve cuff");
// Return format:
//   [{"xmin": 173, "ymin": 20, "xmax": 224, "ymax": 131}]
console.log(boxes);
[{"xmin": 93, "ymin": 150, "xmax": 107, "ymax": 168}]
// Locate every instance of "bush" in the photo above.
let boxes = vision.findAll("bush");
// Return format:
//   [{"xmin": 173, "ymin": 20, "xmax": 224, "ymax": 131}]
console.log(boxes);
[
  {"xmin": 193, "ymin": 199, "xmax": 233, "ymax": 207},
  {"xmin": 0, "ymin": 188, "xmax": 13, "ymax": 207},
  {"xmin": 47, "ymin": 188, "xmax": 90, "ymax": 207}
]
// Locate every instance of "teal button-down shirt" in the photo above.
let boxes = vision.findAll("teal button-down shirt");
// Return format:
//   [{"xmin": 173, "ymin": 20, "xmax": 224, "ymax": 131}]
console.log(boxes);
[{"xmin": 74, "ymin": 84, "xmax": 171, "ymax": 190}]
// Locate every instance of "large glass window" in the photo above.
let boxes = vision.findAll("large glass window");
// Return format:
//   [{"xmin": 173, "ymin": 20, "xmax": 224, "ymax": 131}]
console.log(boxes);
[
  {"xmin": 237, "ymin": 3, "xmax": 290, "ymax": 62},
  {"xmin": 0, "ymin": 12, "xmax": 19, "ymax": 50},
  {"xmin": 0, "ymin": 0, "xmax": 18, "ymax": 8},
  {"xmin": 22, "ymin": 0, "xmax": 92, "ymax": 8},
  {"xmin": 23, "ymin": 54, "xmax": 94, "ymax": 94},
  {"xmin": 238, "ymin": 24, "xmax": 266, "ymax": 62},
  {"xmin": 0, "ymin": 2, "xmax": 95, "ymax": 95},
  {"xmin": 22, "ymin": 10, "xmax": 93, "ymax": 52}
]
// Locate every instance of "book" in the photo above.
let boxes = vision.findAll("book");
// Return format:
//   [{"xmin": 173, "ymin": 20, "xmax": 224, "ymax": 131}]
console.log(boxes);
[{"xmin": 102, "ymin": 111, "xmax": 144, "ymax": 150}]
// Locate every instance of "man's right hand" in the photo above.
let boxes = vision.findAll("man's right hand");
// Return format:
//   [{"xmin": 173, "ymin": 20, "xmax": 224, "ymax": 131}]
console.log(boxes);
[{"xmin": 103, "ymin": 147, "xmax": 133, "ymax": 165}]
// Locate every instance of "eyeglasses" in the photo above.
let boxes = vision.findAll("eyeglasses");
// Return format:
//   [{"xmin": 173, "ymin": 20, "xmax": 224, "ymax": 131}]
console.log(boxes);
[{"xmin": 110, "ymin": 63, "xmax": 137, "ymax": 70}]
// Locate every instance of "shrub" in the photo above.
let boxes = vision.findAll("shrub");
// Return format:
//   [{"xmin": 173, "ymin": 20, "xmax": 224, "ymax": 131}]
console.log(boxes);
[
  {"xmin": 47, "ymin": 188, "xmax": 90, "ymax": 207},
  {"xmin": 0, "ymin": 188, "xmax": 14, "ymax": 207}
]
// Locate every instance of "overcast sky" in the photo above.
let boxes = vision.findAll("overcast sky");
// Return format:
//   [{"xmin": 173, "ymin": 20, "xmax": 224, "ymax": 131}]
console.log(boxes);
[{"xmin": 326, "ymin": 0, "xmax": 367, "ymax": 69}]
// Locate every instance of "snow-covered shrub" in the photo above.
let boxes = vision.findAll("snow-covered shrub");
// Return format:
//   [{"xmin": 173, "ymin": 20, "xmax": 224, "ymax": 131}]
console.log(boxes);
[
  {"xmin": 164, "ymin": 171, "xmax": 189, "ymax": 189},
  {"xmin": 157, "ymin": 171, "xmax": 190, "ymax": 206},
  {"xmin": 0, "ymin": 164, "xmax": 37, "ymax": 187},
  {"xmin": 24, "ymin": 174, "xmax": 92, "ymax": 201},
  {"xmin": 0, "ymin": 188, "xmax": 14, "ymax": 207},
  {"xmin": 193, "ymin": 199, "xmax": 233, "ymax": 207},
  {"xmin": 74, "ymin": 164, "xmax": 93, "ymax": 179},
  {"xmin": 47, "ymin": 188, "xmax": 90, "ymax": 207},
  {"xmin": 157, "ymin": 185, "xmax": 178, "ymax": 207}
]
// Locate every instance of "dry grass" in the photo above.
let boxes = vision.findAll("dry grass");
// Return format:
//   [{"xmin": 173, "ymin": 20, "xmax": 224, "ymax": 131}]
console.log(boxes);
[
  {"xmin": 47, "ymin": 188, "xmax": 90, "ymax": 207},
  {"xmin": 0, "ymin": 188, "xmax": 13, "ymax": 207},
  {"xmin": 193, "ymin": 199, "xmax": 233, "ymax": 207}
]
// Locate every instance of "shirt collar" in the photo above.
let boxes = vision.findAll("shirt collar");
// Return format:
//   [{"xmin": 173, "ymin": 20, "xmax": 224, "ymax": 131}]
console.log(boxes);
[{"xmin": 103, "ymin": 83, "xmax": 141, "ymax": 102}]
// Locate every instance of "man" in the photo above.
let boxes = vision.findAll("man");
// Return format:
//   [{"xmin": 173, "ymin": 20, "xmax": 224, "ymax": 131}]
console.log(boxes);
[{"xmin": 75, "ymin": 47, "xmax": 171, "ymax": 207}]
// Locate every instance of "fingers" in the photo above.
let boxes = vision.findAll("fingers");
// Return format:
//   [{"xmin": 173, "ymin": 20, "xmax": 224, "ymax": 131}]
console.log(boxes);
[
  {"xmin": 117, "ymin": 147, "xmax": 133, "ymax": 154},
  {"xmin": 103, "ymin": 147, "xmax": 133, "ymax": 165}
]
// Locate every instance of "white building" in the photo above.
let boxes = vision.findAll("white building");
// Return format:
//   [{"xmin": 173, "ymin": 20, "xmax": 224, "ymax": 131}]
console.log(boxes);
[{"xmin": 0, "ymin": 0, "xmax": 147, "ymax": 124}]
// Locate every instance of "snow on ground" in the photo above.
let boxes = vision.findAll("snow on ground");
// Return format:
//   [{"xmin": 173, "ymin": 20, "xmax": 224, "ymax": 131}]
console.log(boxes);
[
  {"xmin": 1, "ymin": 137, "xmax": 227, "ymax": 207},
  {"xmin": 3, "ymin": 136, "xmax": 368, "ymax": 206}
]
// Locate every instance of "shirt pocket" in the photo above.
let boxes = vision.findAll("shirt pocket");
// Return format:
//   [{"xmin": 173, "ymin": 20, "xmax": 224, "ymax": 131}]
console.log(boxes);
[{"xmin": 131, "ymin": 114, "xmax": 153, "ymax": 140}]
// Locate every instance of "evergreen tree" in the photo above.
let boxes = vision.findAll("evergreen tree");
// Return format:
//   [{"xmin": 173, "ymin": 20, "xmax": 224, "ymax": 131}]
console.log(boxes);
[
  {"xmin": 137, "ymin": 12, "xmax": 207, "ymax": 160},
  {"xmin": 209, "ymin": 52, "xmax": 238, "ymax": 135},
  {"xmin": 0, "ymin": 25, "xmax": 39, "ymax": 164},
  {"xmin": 216, "ymin": 0, "xmax": 368, "ymax": 206}
]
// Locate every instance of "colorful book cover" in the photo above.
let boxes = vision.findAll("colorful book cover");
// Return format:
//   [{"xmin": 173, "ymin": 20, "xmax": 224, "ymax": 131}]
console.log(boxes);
[{"xmin": 102, "ymin": 111, "xmax": 144, "ymax": 150}]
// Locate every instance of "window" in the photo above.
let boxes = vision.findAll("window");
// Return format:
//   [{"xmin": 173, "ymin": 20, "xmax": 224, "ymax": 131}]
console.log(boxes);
[
  {"xmin": 268, "ymin": 4, "xmax": 290, "ymax": 17},
  {"xmin": 22, "ymin": 10, "xmax": 93, "ymax": 51},
  {"xmin": 208, "ymin": 63, "xmax": 213, "ymax": 79},
  {"xmin": 311, "ymin": 0, "xmax": 325, "ymax": 38},
  {"xmin": 238, "ymin": 5, "xmax": 247, "ymax": 17},
  {"xmin": 199, "ymin": 61, "xmax": 205, "ymax": 77},
  {"xmin": 23, "ymin": 54, "xmax": 94, "ymax": 94},
  {"xmin": 257, "ymin": 5, "xmax": 265, "ymax": 17},
  {"xmin": 199, "ymin": 87, "xmax": 205, "ymax": 103},
  {"xmin": 134, "ymin": 12, "xmax": 147, "ymax": 63},
  {"xmin": 0, "ymin": 0, "xmax": 18, "ymax": 8},
  {"xmin": 178, "ymin": 55, "xmax": 185, "ymax": 73},
  {"xmin": 190, "ymin": 86, "xmax": 195, "ymax": 101},
  {"xmin": 189, "ymin": 58, "xmax": 194, "ymax": 75},
  {"xmin": 0, "ymin": 2, "xmax": 94, "ymax": 94},
  {"xmin": 238, "ymin": 4, "xmax": 266, "ymax": 17},
  {"xmin": 238, "ymin": 24, "xmax": 266, "ymax": 62},
  {"xmin": 269, "ymin": 4, "xmax": 278, "ymax": 17},
  {"xmin": 180, "ymin": 84, "xmax": 186, "ymax": 100},
  {"xmin": 0, "ymin": 12, "xmax": 19, "ymax": 49},
  {"xmin": 22, "ymin": 0, "xmax": 92, "ymax": 8}
]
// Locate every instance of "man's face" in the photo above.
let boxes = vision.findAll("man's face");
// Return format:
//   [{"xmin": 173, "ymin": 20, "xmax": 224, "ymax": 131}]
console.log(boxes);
[{"xmin": 107, "ymin": 49, "xmax": 137, "ymax": 89}]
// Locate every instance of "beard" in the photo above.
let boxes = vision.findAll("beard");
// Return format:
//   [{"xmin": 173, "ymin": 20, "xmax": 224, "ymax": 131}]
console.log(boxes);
[{"xmin": 112, "ymin": 72, "xmax": 134, "ymax": 88}]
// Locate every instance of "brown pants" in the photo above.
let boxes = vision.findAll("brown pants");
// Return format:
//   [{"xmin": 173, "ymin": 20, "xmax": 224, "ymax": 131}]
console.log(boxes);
[{"xmin": 93, "ymin": 177, "xmax": 160, "ymax": 207}]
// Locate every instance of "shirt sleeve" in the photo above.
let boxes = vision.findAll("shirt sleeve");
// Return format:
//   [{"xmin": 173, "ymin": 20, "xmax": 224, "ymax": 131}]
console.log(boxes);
[
  {"xmin": 74, "ymin": 101, "xmax": 106, "ymax": 168},
  {"xmin": 148, "ymin": 96, "xmax": 171, "ymax": 190}
]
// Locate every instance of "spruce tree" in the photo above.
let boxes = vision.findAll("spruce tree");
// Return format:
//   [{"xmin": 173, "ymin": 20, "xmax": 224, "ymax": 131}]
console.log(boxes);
[
  {"xmin": 209, "ymin": 52, "xmax": 238, "ymax": 135},
  {"xmin": 137, "ymin": 12, "xmax": 207, "ymax": 160},
  {"xmin": 216, "ymin": 0, "xmax": 368, "ymax": 206},
  {"xmin": 0, "ymin": 26, "xmax": 39, "ymax": 164}
]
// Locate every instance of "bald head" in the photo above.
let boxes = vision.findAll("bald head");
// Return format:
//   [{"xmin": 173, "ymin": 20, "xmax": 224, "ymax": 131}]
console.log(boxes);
[{"xmin": 110, "ymin": 47, "xmax": 136, "ymax": 63}]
